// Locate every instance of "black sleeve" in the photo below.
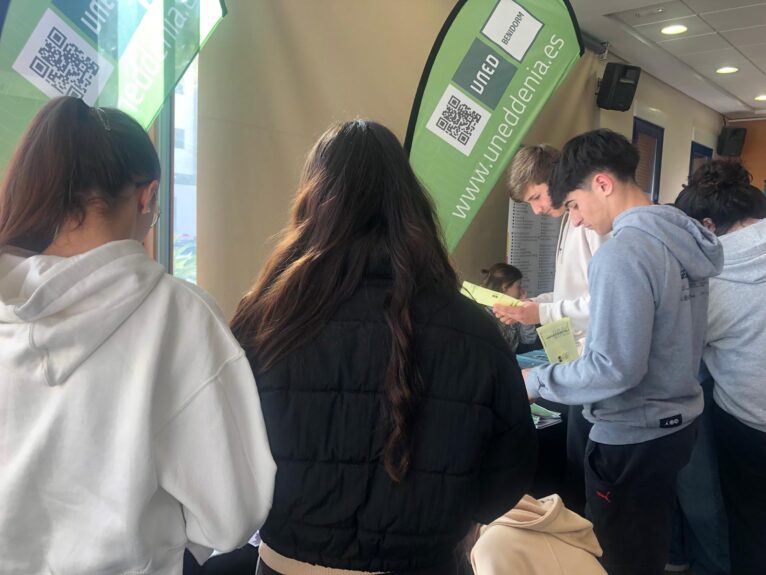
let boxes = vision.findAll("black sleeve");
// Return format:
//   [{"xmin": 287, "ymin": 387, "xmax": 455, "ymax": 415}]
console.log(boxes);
[{"xmin": 473, "ymin": 351, "xmax": 538, "ymax": 524}]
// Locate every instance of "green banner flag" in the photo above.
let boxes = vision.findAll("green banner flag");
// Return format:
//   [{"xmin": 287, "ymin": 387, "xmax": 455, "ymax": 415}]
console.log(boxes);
[
  {"xmin": 405, "ymin": 0, "xmax": 583, "ymax": 252},
  {"xmin": 0, "ymin": 0, "xmax": 226, "ymax": 172}
]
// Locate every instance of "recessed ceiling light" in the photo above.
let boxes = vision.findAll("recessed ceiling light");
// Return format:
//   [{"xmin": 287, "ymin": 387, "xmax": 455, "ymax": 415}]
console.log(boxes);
[
  {"xmin": 716, "ymin": 66, "xmax": 739, "ymax": 74},
  {"xmin": 661, "ymin": 24, "xmax": 688, "ymax": 35},
  {"xmin": 755, "ymin": 95, "xmax": 766, "ymax": 102}
]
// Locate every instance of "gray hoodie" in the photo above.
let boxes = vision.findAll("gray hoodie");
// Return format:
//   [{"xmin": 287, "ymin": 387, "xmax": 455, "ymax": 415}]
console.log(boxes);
[
  {"xmin": 705, "ymin": 218, "xmax": 766, "ymax": 433},
  {"xmin": 526, "ymin": 205, "xmax": 723, "ymax": 445}
]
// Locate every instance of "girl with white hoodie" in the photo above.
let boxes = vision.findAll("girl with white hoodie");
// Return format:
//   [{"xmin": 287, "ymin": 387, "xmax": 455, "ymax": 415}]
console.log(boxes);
[
  {"xmin": 0, "ymin": 97, "xmax": 276, "ymax": 574},
  {"xmin": 676, "ymin": 163, "xmax": 766, "ymax": 575}
]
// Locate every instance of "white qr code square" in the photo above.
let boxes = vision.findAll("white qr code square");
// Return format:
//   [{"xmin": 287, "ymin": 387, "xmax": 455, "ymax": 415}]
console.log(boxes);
[
  {"xmin": 426, "ymin": 85, "xmax": 490, "ymax": 156},
  {"xmin": 12, "ymin": 9, "xmax": 113, "ymax": 105}
]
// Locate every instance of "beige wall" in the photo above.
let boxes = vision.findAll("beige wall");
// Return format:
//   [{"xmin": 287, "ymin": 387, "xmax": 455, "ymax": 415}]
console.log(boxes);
[
  {"xmin": 198, "ymin": 0, "xmax": 454, "ymax": 317},
  {"xmin": 598, "ymin": 58, "xmax": 723, "ymax": 204},
  {"xmin": 197, "ymin": 1, "xmax": 722, "ymax": 316},
  {"xmin": 737, "ymin": 120, "xmax": 766, "ymax": 191}
]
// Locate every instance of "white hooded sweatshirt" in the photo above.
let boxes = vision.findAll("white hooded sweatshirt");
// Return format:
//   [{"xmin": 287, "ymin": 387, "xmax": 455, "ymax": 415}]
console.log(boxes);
[
  {"xmin": 535, "ymin": 213, "xmax": 608, "ymax": 349},
  {"xmin": 0, "ymin": 240, "xmax": 276, "ymax": 574},
  {"xmin": 471, "ymin": 494, "xmax": 606, "ymax": 575}
]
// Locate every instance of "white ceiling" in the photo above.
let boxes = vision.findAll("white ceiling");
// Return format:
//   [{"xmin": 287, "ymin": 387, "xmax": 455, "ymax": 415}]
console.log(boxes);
[{"xmin": 570, "ymin": 0, "xmax": 766, "ymax": 118}]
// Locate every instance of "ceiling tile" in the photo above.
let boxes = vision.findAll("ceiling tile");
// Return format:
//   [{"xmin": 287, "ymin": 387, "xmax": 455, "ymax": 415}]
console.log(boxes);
[
  {"xmin": 680, "ymin": 47, "xmax": 752, "ymax": 70},
  {"xmin": 722, "ymin": 26, "xmax": 766, "ymax": 47},
  {"xmin": 635, "ymin": 15, "xmax": 715, "ymax": 43},
  {"xmin": 739, "ymin": 43, "xmax": 766, "ymax": 63},
  {"xmin": 611, "ymin": 1, "xmax": 693, "ymax": 27},
  {"xmin": 699, "ymin": 5, "xmax": 766, "ymax": 32},
  {"xmin": 658, "ymin": 32, "xmax": 730, "ymax": 55},
  {"xmin": 683, "ymin": 0, "xmax": 766, "ymax": 14},
  {"xmin": 709, "ymin": 72, "xmax": 766, "ymax": 103}
]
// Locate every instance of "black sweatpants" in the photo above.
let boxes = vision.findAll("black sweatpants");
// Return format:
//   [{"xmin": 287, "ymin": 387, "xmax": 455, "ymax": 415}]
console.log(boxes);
[
  {"xmin": 584, "ymin": 422, "xmax": 698, "ymax": 575},
  {"xmin": 713, "ymin": 402, "xmax": 766, "ymax": 575},
  {"xmin": 564, "ymin": 405, "xmax": 592, "ymax": 517}
]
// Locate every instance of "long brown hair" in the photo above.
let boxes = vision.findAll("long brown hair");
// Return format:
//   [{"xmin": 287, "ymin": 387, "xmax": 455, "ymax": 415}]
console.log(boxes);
[
  {"xmin": 231, "ymin": 120, "xmax": 458, "ymax": 481},
  {"xmin": 0, "ymin": 96, "xmax": 160, "ymax": 251}
]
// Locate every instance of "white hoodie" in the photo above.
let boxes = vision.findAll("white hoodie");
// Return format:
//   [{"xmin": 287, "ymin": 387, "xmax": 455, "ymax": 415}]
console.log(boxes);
[
  {"xmin": 705, "ymin": 218, "xmax": 766, "ymax": 433},
  {"xmin": 0, "ymin": 240, "xmax": 276, "ymax": 575},
  {"xmin": 471, "ymin": 494, "xmax": 606, "ymax": 575},
  {"xmin": 535, "ymin": 213, "xmax": 608, "ymax": 348}
]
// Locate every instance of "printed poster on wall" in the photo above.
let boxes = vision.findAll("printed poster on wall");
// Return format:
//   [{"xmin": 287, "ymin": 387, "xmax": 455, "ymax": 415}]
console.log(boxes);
[
  {"xmin": 507, "ymin": 201, "xmax": 560, "ymax": 296},
  {"xmin": 405, "ymin": 0, "xmax": 583, "ymax": 252},
  {"xmin": 0, "ymin": 0, "xmax": 227, "ymax": 174}
]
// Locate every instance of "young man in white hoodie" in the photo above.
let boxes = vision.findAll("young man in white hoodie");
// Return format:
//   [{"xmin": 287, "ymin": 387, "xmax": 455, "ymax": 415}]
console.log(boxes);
[
  {"xmin": 519, "ymin": 129, "xmax": 723, "ymax": 575},
  {"xmin": 676, "ymin": 169, "xmax": 766, "ymax": 575},
  {"xmin": 0, "ymin": 97, "xmax": 276, "ymax": 574},
  {"xmin": 496, "ymin": 144, "xmax": 608, "ymax": 515}
]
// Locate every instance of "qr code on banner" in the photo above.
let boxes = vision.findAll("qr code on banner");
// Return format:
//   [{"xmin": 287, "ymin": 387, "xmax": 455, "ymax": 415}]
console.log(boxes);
[
  {"xmin": 12, "ymin": 9, "xmax": 113, "ymax": 105},
  {"xmin": 426, "ymin": 85, "xmax": 490, "ymax": 156}
]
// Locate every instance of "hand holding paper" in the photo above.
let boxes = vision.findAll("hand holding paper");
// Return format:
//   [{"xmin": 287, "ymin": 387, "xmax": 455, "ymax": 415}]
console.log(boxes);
[
  {"xmin": 493, "ymin": 301, "xmax": 540, "ymax": 325},
  {"xmin": 460, "ymin": 281, "xmax": 522, "ymax": 308}
]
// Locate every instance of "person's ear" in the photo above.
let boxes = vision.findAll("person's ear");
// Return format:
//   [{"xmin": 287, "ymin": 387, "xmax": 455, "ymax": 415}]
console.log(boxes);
[
  {"xmin": 137, "ymin": 180, "xmax": 159, "ymax": 215},
  {"xmin": 702, "ymin": 217, "xmax": 717, "ymax": 234},
  {"xmin": 592, "ymin": 172, "xmax": 614, "ymax": 197}
]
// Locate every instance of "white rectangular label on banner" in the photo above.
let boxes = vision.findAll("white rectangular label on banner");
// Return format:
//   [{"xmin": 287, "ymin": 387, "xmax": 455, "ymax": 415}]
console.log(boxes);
[{"xmin": 482, "ymin": 0, "xmax": 543, "ymax": 62}]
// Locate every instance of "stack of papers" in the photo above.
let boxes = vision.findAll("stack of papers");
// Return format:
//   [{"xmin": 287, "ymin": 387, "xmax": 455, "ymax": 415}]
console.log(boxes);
[{"xmin": 531, "ymin": 403, "xmax": 562, "ymax": 430}]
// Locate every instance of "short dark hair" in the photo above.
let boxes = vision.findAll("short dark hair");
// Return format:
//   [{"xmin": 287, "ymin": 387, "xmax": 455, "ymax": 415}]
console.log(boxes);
[
  {"xmin": 676, "ymin": 160, "xmax": 766, "ymax": 235},
  {"xmin": 548, "ymin": 129, "xmax": 639, "ymax": 207}
]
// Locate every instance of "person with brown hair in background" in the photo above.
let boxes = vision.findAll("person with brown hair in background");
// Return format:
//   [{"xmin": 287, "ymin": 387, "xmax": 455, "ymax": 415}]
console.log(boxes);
[
  {"xmin": 480, "ymin": 263, "xmax": 539, "ymax": 353},
  {"xmin": 231, "ymin": 119, "xmax": 537, "ymax": 575},
  {"xmin": 0, "ymin": 96, "xmax": 276, "ymax": 574}
]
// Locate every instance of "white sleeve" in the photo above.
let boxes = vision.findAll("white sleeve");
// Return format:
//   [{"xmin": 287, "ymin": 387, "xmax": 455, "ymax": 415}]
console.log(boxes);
[
  {"xmin": 154, "ymin": 354, "xmax": 276, "ymax": 562},
  {"xmin": 538, "ymin": 295, "xmax": 591, "ymax": 332},
  {"xmin": 532, "ymin": 291, "xmax": 554, "ymax": 304}
]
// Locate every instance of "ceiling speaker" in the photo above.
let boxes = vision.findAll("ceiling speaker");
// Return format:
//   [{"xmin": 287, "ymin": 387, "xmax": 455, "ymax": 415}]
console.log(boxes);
[
  {"xmin": 597, "ymin": 63, "xmax": 641, "ymax": 112},
  {"xmin": 717, "ymin": 127, "xmax": 747, "ymax": 157}
]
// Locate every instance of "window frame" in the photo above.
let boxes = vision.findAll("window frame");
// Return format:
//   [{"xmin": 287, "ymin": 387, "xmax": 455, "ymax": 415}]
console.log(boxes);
[
  {"xmin": 632, "ymin": 117, "xmax": 664, "ymax": 204},
  {"xmin": 689, "ymin": 141, "xmax": 713, "ymax": 179}
]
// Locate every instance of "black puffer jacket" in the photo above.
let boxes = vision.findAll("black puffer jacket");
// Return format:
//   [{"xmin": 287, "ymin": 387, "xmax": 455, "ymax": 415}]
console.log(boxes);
[{"xmin": 248, "ymin": 274, "xmax": 537, "ymax": 573}]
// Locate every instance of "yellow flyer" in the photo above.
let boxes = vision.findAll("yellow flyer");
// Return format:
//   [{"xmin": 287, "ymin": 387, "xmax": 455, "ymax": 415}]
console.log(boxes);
[
  {"xmin": 460, "ymin": 281, "xmax": 522, "ymax": 308},
  {"xmin": 537, "ymin": 318, "xmax": 579, "ymax": 363}
]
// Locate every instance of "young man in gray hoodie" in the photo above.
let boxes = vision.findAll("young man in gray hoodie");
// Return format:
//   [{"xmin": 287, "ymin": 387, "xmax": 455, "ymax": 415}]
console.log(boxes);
[{"xmin": 519, "ymin": 129, "xmax": 723, "ymax": 575}]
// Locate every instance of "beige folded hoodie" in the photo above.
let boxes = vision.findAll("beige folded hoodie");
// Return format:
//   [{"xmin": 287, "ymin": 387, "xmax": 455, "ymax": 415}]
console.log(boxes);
[{"xmin": 471, "ymin": 494, "xmax": 606, "ymax": 575}]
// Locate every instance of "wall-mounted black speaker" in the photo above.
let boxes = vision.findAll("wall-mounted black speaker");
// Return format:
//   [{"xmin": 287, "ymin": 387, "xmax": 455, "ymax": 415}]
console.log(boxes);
[
  {"xmin": 717, "ymin": 127, "xmax": 747, "ymax": 156},
  {"xmin": 597, "ymin": 63, "xmax": 641, "ymax": 112}
]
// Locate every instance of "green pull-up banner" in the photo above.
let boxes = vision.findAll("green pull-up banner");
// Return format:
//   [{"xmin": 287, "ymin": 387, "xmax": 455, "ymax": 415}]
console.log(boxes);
[
  {"xmin": 405, "ymin": 0, "xmax": 583, "ymax": 252},
  {"xmin": 0, "ymin": 0, "xmax": 226, "ymax": 172}
]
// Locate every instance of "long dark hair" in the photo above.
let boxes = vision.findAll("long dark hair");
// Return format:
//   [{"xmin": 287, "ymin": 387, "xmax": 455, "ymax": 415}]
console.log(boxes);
[
  {"xmin": 0, "ymin": 96, "xmax": 160, "ymax": 251},
  {"xmin": 676, "ymin": 160, "xmax": 766, "ymax": 235},
  {"xmin": 231, "ymin": 120, "xmax": 458, "ymax": 482}
]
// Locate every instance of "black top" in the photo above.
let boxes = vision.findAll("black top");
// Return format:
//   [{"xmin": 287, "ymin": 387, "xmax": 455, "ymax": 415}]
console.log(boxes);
[{"xmin": 248, "ymin": 274, "xmax": 537, "ymax": 572}]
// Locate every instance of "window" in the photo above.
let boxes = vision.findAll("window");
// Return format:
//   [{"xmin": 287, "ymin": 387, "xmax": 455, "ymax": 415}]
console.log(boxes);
[
  {"xmin": 149, "ymin": 57, "xmax": 198, "ymax": 281},
  {"xmin": 689, "ymin": 141, "xmax": 713, "ymax": 179},
  {"xmin": 172, "ymin": 57, "xmax": 198, "ymax": 283},
  {"xmin": 174, "ymin": 128, "xmax": 186, "ymax": 149},
  {"xmin": 632, "ymin": 117, "xmax": 664, "ymax": 203}
]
